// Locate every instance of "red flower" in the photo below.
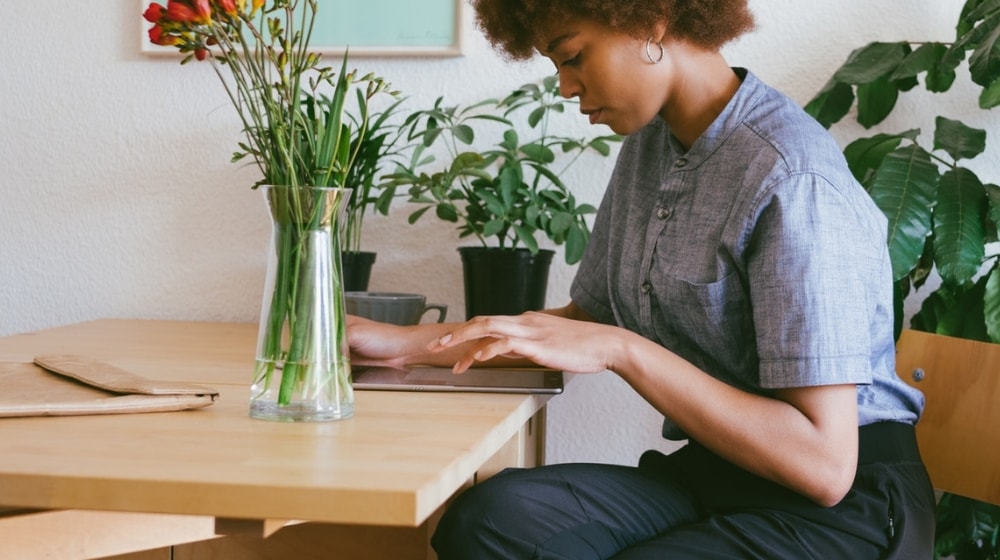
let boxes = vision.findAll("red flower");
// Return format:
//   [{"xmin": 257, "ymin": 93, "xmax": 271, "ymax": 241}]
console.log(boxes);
[
  {"xmin": 148, "ymin": 25, "xmax": 178, "ymax": 46},
  {"xmin": 166, "ymin": 1, "xmax": 198, "ymax": 22},
  {"xmin": 165, "ymin": 0, "xmax": 209, "ymax": 24},
  {"xmin": 193, "ymin": 0, "xmax": 212, "ymax": 21},
  {"xmin": 143, "ymin": 3, "xmax": 165, "ymax": 23},
  {"xmin": 195, "ymin": 48, "xmax": 209, "ymax": 61},
  {"xmin": 216, "ymin": 0, "xmax": 238, "ymax": 16}
]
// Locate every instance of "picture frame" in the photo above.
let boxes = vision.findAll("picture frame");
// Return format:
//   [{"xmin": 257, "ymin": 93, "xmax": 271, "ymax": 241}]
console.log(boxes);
[{"xmin": 141, "ymin": 0, "xmax": 464, "ymax": 58}]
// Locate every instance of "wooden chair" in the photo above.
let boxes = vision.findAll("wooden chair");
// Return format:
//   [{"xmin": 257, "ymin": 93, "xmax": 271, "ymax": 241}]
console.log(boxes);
[{"xmin": 895, "ymin": 329, "xmax": 1000, "ymax": 506}]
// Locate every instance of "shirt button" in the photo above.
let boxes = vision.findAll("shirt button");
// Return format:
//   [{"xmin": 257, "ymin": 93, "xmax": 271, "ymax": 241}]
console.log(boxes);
[
  {"xmin": 675, "ymin": 158, "xmax": 688, "ymax": 168},
  {"xmin": 656, "ymin": 207, "xmax": 671, "ymax": 220},
  {"xmin": 641, "ymin": 281, "xmax": 652, "ymax": 294}
]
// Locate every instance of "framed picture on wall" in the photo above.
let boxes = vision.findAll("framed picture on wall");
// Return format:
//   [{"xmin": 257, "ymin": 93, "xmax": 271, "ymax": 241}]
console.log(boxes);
[{"xmin": 141, "ymin": 0, "xmax": 464, "ymax": 57}]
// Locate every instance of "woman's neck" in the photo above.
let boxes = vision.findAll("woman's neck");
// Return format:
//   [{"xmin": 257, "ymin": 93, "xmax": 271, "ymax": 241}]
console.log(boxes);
[{"xmin": 659, "ymin": 45, "xmax": 741, "ymax": 150}]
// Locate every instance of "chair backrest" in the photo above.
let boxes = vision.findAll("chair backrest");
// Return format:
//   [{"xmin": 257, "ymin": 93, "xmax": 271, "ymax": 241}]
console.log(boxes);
[{"xmin": 896, "ymin": 329, "xmax": 1000, "ymax": 506}]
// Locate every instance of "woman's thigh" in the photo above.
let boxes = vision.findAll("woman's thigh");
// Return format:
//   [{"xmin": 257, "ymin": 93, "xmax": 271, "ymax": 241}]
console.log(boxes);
[
  {"xmin": 431, "ymin": 462, "xmax": 701, "ymax": 560},
  {"xmin": 611, "ymin": 509, "xmax": 882, "ymax": 560}
]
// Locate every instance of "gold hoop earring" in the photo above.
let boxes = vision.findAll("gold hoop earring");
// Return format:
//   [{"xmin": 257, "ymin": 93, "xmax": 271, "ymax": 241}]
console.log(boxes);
[{"xmin": 645, "ymin": 38, "xmax": 664, "ymax": 64}]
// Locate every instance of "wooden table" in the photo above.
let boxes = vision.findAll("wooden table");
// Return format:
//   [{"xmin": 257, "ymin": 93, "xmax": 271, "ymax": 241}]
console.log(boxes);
[{"xmin": 0, "ymin": 320, "xmax": 552, "ymax": 560}]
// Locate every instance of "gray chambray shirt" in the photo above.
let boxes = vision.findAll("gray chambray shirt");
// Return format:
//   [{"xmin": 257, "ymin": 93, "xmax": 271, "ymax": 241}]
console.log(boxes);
[{"xmin": 570, "ymin": 69, "xmax": 924, "ymax": 440}]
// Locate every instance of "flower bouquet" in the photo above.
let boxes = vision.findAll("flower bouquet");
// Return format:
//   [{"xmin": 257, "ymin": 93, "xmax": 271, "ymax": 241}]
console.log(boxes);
[{"xmin": 144, "ymin": 0, "xmax": 396, "ymax": 421}]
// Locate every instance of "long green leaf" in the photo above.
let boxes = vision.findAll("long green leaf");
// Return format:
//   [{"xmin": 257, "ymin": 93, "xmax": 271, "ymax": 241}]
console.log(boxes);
[
  {"xmin": 934, "ymin": 167, "xmax": 987, "ymax": 286},
  {"xmin": 869, "ymin": 145, "xmax": 940, "ymax": 280},
  {"xmin": 835, "ymin": 42, "xmax": 909, "ymax": 84},
  {"xmin": 968, "ymin": 12, "xmax": 1000, "ymax": 86}
]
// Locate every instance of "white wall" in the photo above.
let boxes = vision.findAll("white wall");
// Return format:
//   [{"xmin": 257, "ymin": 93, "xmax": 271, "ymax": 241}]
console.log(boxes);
[{"xmin": 1, "ymin": 1, "xmax": 995, "ymax": 465}]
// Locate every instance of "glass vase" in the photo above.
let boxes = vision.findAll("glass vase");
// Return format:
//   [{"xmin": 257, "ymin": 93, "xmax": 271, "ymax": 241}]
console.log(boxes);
[{"xmin": 250, "ymin": 185, "xmax": 354, "ymax": 422}]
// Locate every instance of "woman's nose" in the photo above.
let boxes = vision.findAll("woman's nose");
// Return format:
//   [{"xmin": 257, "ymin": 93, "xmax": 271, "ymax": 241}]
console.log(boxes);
[{"xmin": 557, "ymin": 72, "xmax": 581, "ymax": 99}]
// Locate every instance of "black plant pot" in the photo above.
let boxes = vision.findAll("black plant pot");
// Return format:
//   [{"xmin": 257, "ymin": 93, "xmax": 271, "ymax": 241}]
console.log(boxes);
[
  {"xmin": 341, "ymin": 251, "xmax": 377, "ymax": 292},
  {"xmin": 459, "ymin": 247, "xmax": 554, "ymax": 319}
]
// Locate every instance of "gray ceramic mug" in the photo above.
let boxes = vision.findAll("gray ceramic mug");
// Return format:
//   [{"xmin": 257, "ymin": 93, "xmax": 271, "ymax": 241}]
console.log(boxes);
[{"xmin": 345, "ymin": 292, "xmax": 448, "ymax": 326}]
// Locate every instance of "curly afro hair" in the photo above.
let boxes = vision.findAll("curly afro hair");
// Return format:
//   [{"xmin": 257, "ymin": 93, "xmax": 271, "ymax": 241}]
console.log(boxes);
[{"xmin": 469, "ymin": 0, "xmax": 755, "ymax": 60}]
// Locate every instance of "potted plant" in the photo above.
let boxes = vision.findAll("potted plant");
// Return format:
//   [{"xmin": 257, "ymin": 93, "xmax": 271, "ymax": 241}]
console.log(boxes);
[
  {"xmin": 386, "ymin": 75, "xmax": 621, "ymax": 318},
  {"xmin": 804, "ymin": 2, "xmax": 1000, "ymax": 556}
]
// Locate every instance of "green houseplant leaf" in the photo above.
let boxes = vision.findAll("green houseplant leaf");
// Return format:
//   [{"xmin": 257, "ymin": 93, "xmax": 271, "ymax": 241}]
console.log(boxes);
[
  {"xmin": 803, "ymin": 79, "xmax": 855, "ymax": 129},
  {"xmin": 835, "ymin": 42, "xmax": 910, "ymax": 84},
  {"xmin": 934, "ymin": 116, "xmax": 988, "ymax": 161},
  {"xmin": 868, "ymin": 144, "xmax": 940, "ymax": 280},
  {"xmin": 933, "ymin": 167, "xmax": 987, "ymax": 286}
]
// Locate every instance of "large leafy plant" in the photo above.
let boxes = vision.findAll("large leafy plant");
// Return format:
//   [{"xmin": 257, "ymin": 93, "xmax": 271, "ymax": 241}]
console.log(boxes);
[
  {"xmin": 385, "ymin": 76, "xmax": 621, "ymax": 265},
  {"xmin": 805, "ymin": 0, "xmax": 1000, "ymax": 345},
  {"xmin": 805, "ymin": 2, "xmax": 1000, "ymax": 557}
]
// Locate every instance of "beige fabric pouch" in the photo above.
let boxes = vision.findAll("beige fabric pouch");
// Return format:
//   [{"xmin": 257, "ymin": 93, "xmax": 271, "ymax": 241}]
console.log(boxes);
[{"xmin": 0, "ymin": 355, "xmax": 219, "ymax": 417}]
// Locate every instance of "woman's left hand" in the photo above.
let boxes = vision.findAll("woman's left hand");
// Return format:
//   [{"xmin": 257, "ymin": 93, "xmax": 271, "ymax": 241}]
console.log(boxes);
[{"xmin": 426, "ymin": 311, "xmax": 619, "ymax": 374}]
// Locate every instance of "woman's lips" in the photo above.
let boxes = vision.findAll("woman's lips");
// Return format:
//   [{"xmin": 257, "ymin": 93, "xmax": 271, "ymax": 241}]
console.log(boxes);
[{"xmin": 583, "ymin": 108, "xmax": 602, "ymax": 124}]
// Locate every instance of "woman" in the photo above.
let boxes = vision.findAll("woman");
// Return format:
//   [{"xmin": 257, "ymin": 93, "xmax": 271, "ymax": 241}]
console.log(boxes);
[{"xmin": 347, "ymin": 1, "xmax": 936, "ymax": 557}]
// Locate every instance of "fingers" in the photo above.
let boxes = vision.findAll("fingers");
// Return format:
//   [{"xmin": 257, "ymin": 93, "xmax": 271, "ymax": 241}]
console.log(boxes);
[
  {"xmin": 427, "ymin": 315, "xmax": 523, "ymax": 350},
  {"xmin": 426, "ymin": 315, "xmax": 537, "ymax": 373}
]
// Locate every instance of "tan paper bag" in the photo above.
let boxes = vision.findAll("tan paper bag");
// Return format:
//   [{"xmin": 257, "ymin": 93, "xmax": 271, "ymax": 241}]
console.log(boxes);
[{"xmin": 0, "ymin": 355, "xmax": 219, "ymax": 417}]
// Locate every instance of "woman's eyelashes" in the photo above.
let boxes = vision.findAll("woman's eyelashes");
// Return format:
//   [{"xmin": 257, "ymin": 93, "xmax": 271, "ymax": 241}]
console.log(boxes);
[{"xmin": 561, "ymin": 53, "xmax": 581, "ymax": 67}]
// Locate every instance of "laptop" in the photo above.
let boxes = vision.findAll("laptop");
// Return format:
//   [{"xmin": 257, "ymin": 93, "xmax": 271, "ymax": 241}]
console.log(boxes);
[{"xmin": 352, "ymin": 365, "xmax": 564, "ymax": 394}]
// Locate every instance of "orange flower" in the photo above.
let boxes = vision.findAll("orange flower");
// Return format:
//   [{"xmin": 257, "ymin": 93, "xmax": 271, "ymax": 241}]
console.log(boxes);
[{"xmin": 251, "ymin": 0, "xmax": 264, "ymax": 16}]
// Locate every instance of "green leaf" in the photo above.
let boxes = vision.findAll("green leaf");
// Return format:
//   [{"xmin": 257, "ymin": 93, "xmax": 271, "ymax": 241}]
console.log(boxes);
[
  {"xmin": 843, "ymin": 133, "xmax": 906, "ymax": 184},
  {"xmin": 498, "ymin": 166, "xmax": 520, "ymax": 207},
  {"xmin": 979, "ymin": 76, "xmax": 1000, "ymax": 107},
  {"xmin": 856, "ymin": 76, "xmax": 900, "ymax": 128},
  {"xmin": 435, "ymin": 203, "xmax": 459, "ymax": 222},
  {"xmin": 477, "ymin": 188, "xmax": 506, "ymax": 216},
  {"xmin": 482, "ymin": 218, "xmax": 504, "ymax": 237},
  {"xmin": 835, "ymin": 42, "xmax": 910, "ymax": 84},
  {"xmin": 549, "ymin": 212, "xmax": 574, "ymax": 235},
  {"xmin": 911, "ymin": 282, "xmax": 989, "ymax": 340},
  {"xmin": 521, "ymin": 142, "xmax": 556, "ymax": 164},
  {"xmin": 891, "ymin": 43, "xmax": 941, "ymax": 80},
  {"xmin": 891, "ymin": 43, "xmax": 957, "ymax": 93},
  {"xmin": 450, "ymin": 151, "xmax": 486, "ymax": 172},
  {"xmin": 869, "ymin": 145, "xmax": 940, "ymax": 281},
  {"xmin": 453, "ymin": 124, "xmax": 475, "ymax": 145},
  {"xmin": 987, "ymin": 183, "xmax": 1000, "ymax": 238},
  {"xmin": 934, "ymin": 117, "xmax": 988, "ymax": 161},
  {"xmin": 933, "ymin": 167, "xmax": 987, "ymax": 286},
  {"xmin": 968, "ymin": 12, "xmax": 1000, "ymax": 86},
  {"xmin": 985, "ymin": 265, "xmax": 1000, "ymax": 342},
  {"xmin": 513, "ymin": 225, "xmax": 539, "ymax": 253},
  {"xmin": 528, "ymin": 106, "xmax": 546, "ymax": 128},
  {"xmin": 803, "ymin": 79, "xmax": 855, "ymax": 128},
  {"xmin": 565, "ymin": 225, "xmax": 588, "ymax": 265},
  {"xmin": 407, "ymin": 206, "xmax": 432, "ymax": 224}
]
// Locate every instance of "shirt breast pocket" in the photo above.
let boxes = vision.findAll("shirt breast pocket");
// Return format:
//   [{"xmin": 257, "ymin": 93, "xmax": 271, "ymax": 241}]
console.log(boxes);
[{"xmin": 652, "ymin": 270, "xmax": 755, "ymax": 377}]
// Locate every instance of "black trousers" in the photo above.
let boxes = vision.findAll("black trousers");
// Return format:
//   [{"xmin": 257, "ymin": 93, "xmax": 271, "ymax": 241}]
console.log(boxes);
[{"xmin": 431, "ymin": 422, "xmax": 935, "ymax": 559}]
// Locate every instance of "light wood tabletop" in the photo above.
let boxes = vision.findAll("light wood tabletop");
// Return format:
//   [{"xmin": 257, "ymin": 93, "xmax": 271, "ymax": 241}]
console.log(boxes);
[{"xmin": 0, "ymin": 319, "xmax": 552, "ymax": 558}]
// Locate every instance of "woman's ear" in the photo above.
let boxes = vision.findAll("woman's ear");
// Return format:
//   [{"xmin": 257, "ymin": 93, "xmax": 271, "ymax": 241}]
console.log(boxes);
[{"xmin": 651, "ymin": 21, "xmax": 668, "ymax": 45}]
